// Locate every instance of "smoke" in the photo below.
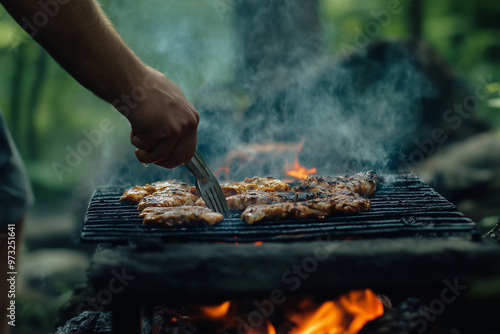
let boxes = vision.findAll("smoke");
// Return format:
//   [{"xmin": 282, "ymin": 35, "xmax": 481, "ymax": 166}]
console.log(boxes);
[{"xmin": 95, "ymin": 0, "xmax": 435, "ymax": 184}]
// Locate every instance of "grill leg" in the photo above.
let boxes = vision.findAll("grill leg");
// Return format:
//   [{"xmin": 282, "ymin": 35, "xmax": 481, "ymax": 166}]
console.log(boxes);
[{"xmin": 112, "ymin": 303, "xmax": 141, "ymax": 334}]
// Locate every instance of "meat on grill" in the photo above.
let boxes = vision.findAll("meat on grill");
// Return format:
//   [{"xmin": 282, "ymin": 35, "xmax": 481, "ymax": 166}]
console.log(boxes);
[
  {"xmin": 119, "ymin": 185, "xmax": 156, "ymax": 203},
  {"xmin": 241, "ymin": 191, "xmax": 371, "ymax": 224},
  {"xmin": 190, "ymin": 186, "xmax": 239, "ymax": 198},
  {"xmin": 120, "ymin": 180, "xmax": 190, "ymax": 202},
  {"xmin": 137, "ymin": 188, "xmax": 199, "ymax": 210},
  {"xmin": 140, "ymin": 206, "xmax": 224, "ymax": 227},
  {"xmin": 235, "ymin": 176, "xmax": 291, "ymax": 192},
  {"xmin": 190, "ymin": 176, "xmax": 290, "ymax": 198},
  {"xmin": 225, "ymin": 191, "xmax": 293, "ymax": 210},
  {"xmin": 292, "ymin": 171, "xmax": 381, "ymax": 196},
  {"xmin": 121, "ymin": 172, "xmax": 381, "ymax": 226},
  {"xmin": 225, "ymin": 191, "xmax": 332, "ymax": 211}
]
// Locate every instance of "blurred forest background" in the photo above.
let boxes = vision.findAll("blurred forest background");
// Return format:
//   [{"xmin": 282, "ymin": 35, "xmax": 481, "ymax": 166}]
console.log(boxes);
[{"xmin": 1, "ymin": 0, "xmax": 500, "ymax": 333}]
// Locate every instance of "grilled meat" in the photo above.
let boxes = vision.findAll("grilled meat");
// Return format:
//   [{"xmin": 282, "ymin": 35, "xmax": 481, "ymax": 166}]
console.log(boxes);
[
  {"xmin": 137, "ymin": 188, "xmax": 199, "ymax": 210},
  {"xmin": 190, "ymin": 186, "xmax": 239, "ymax": 198},
  {"xmin": 225, "ymin": 191, "xmax": 318, "ymax": 211},
  {"xmin": 151, "ymin": 180, "xmax": 190, "ymax": 190},
  {"xmin": 121, "ymin": 172, "xmax": 380, "ymax": 227},
  {"xmin": 292, "ymin": 171, "xmax": 382, "ymax": 196},
  {"xmin": 226, "ymin": 191, "xmax": 285, "ymax": 211},
  {"xmin": 194, "ymin": 197, "xmax": 207, "ymax": 206},
  {"xmin": 242, "ymin": 192, "xmax": 371, "ymax": 224},
  {"xmin": 140, "ymin": 206, "xmax": 224, "ymax": 226},
  {"xmin": 237, "ymin": 177, "xmax": 290, "ymax": 192},
  {"xmin": 190, "ymin": 177, "xmax": 290, "ymax": 197},
  {"xmin": 119, "ymin": 185, "xmax": 156, "ymax": 202},
  {"xmin": 225, "ymin": 190, "xmax": 356, "ymax": 211},
  {"xmin": 120, "ymin": 180, "xmax": 190, "ymax": 202}
]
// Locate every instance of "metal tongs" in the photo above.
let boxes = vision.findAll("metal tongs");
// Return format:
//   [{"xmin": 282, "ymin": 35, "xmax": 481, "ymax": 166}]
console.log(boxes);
[{"xmin": 185, "ymin": 150, "xmax": 230, "ymax": 218}]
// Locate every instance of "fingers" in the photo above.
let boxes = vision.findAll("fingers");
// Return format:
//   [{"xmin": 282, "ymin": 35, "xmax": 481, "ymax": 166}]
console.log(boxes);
[
  {"xmin": 130, "ymin": 131, "xmax": 156, "ymax": 152},
  {"xmin": 127, "ymin": 72, "xmax": 199, "ymax": 169},
  {"xmin": 134, "ymin": 137, "xmax": 178, "ymax": 165},
  {"xmin": 134, "ymin": 130, "xmax": 197, "ymax": 168},
  {"xmin": 155, "ymin": 131, "xmax": 197, "ymax": 169}
]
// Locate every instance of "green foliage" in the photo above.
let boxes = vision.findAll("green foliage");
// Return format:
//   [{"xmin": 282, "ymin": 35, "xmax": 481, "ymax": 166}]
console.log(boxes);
[
  {"xmin": 321, "ymin": 0, "xmax": 500, "ymax": 127},
  {"xmin": 16, "ymin": 290, "xmax": 73, "ymax": 332}
]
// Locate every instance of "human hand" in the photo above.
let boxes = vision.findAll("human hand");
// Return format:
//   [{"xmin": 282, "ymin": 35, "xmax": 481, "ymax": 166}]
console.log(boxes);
[{"xmin": 126, "ymin": 68, "xmax": 199, "ymax": 169}]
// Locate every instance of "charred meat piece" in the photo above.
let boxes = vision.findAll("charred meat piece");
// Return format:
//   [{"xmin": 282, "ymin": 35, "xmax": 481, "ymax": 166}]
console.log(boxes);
[
  {"xmin": 225, "ymin": 177, "xmax": 291, "ymax": 194},
  {"xmin": 225, "ymin": 189, "xmax": 356, "ymax": 211},
  {"xmin": 137, "ymin": 188, "xmax": 199, "ymax": 210},
  {"xmin": 150, "ymin": 180, "xmax": 190, "ymax": 190},
  {"xmin": 190, "ymin": 186, "xmax": 239, "ymax": 198},
  {"xmin": 225, "ymin": 191, "xmax": 297, "ymax": 211},
  {"xmin": 119, "ymin": 185, "xmax": 156, "ymax": 203},
  {"xmin": 237, "ymin": 177, "xmax": 291, "ymax": 192},
  {"xmin": 120, "ymin": 180, "xmax": 190, "ymax": 202},
  {"xmin": 241, "ymin": 192, "xmax": 371, "ymax": 224},
  {"xmin": 191, "ymin": 177, "xmax": 290, "ymax": 197},
  {"xmin": 292, "ymin": 171, "xmax": 382, "ymax": 196},
  {"xmin": 140, "ymin": 206, "xmax": 224, "ymax": 227},
  {"xmin": 194, "ymin": 197, "xmax": 207, "ymax": 206}
]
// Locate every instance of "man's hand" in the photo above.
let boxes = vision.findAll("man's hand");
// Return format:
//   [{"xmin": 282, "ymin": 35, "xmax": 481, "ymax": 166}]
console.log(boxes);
[
  {"xmin": 0, "ymin": 0, "xmax": 199, "ymax": 169},
  {"xmin": 127, "ymin": 68, "xmax": 199, "ymax": 168}
]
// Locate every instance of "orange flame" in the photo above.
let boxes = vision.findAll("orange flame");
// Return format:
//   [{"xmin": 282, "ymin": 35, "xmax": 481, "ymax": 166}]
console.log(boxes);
[
  {"xmin": 247, "ymin": 320, "xmax": 276, "ymax": 334},
  {"xmin": 283, "ymin": 137, "xmax": 316, "ymax": 180},
  {"xmin": 197, "ymin": 301, "xmax": 231, "ymax": 319},
  {"xmin": 192, "ymin": 290, "xmax": 383, "ymax": 334},
  {"xmin": 214, "ymin": 167, "xmax": 230, "ymax": 182},
  {"xmin": 267, "ymin": 320, "xmax": 276, "ymax": 334},
  {"xmin": 285, "ymin": 155, "xmax": 317, "ymax": 180},
  {"xmin": 288, "ymin": 290, "xmax": 384, "ymax": 334}
]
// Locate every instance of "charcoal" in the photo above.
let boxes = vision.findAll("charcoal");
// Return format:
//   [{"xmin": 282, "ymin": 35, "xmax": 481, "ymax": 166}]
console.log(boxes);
[{"xmin": 53, "ymin": 311, "xmax": 112, "ymax": 334}]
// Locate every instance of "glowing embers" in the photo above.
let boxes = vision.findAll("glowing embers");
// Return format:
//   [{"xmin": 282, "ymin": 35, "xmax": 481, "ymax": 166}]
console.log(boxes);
[{"xmin": 190, "ymin": 289, "xmax": 383, "ymax": 334}]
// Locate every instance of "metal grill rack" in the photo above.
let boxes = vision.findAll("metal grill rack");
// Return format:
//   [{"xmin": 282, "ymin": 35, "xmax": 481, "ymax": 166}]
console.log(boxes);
[{"xmin": 81, "ymin": 173, "xmax": 479, "ymax": 243}]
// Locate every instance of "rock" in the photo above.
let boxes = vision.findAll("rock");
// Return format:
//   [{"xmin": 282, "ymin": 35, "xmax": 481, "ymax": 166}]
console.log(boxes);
[
  {"xmin": 53, "ymin": 311, "xmax": 112, "ymax": 334},
  {"xmin": 359, "ymin": 297, "xmax": 429, "ymax": 334},
  {"xmin": 416, "ymin": 132, "xmax": 500, "ymax": 190},
  {"xmin": 415, "ymin": 131, "xmax": 500, "ymax": 221},
  {"xmin": 486, "ymin": 219, "xmax": 500, "ymax": 243},
  {"xmin": 55, "ymin": 284, "xmax": 98, "ymax": 329}
]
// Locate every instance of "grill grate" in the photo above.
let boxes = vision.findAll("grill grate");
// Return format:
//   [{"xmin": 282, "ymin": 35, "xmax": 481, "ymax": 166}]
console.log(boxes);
[{"xmin": 81, "ymin": 173, "xmax": 479, "ymax": 243}]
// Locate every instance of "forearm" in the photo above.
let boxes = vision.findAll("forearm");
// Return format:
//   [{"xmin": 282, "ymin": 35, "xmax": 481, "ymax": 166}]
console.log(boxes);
[
  {"xmin": 1, "ymin": 0, "xmax": 199, "ymax": 167},
  {"xmin": 0, "ymin": 0, "xmax": 147, "ymax": 110}
]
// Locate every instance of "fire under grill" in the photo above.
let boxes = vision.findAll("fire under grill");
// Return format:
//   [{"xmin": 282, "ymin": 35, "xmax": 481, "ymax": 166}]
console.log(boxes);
[{"xmin": 81, "ymin": 172, "xmax": 479, "ymax": 243}]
